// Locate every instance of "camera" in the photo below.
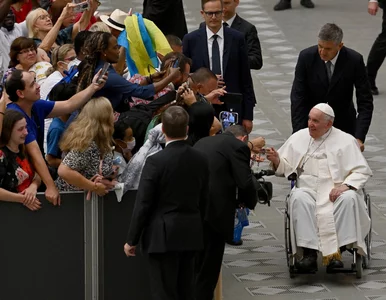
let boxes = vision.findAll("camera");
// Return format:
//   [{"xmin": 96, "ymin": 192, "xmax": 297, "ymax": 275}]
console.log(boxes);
[{"xmin": 252, "ymin": 169, "xmax": 274, "ymax": 206}]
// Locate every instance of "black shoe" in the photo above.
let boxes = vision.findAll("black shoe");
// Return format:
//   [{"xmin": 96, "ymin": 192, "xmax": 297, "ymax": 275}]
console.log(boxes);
[
  {"xmin": 371, "ymin": 86, "xmax": 379, "ymax": 95},
  {"xmin": 227, "ymin": 239, "xmax": 243, "ymax": 246},
  {"xmin": 300, "ymin": 0, "xmax": 315, "ymax": 8},
  {"xmin": 274, "ymin": 0, "xmax": 292, "ymax": 11},
  {"xmin": 326, "ymin": 259, "xmax": 344, "ymax": 270},
  {"xmin": 296, "ymin": 249, "xmax": 317, "ymax": 272}
]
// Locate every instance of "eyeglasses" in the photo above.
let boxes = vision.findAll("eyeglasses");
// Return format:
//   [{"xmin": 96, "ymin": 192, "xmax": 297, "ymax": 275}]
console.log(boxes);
[
  {"xmin": 64, "ymin": 56, "xmax": 77, "ymax": 62},
  {"xmin": 19, "ymin": 47, "xmax": 36, "ymax": 55},
  {"xmin": 203, "ymin": 11, "xmax": 223, "ymax": 17},
  {"xmin": 37, "ymin": 14, "xmax": 51, "ymax": 21}
]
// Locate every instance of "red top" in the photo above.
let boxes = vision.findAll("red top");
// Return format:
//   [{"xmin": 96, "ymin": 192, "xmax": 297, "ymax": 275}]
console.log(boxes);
[{"xmin": 11, "ymin": 0, "xmax": 33, "ymax": 23}]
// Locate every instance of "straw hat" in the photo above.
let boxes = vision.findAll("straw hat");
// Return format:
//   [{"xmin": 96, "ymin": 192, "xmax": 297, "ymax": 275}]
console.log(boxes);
[{"xmin": 100, "ymin": 9, "xmax": 127, "ymax": 31}]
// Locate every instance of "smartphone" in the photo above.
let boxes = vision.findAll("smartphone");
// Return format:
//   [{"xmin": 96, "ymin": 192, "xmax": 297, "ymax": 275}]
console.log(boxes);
[
  {"xmin": 173, "ymin": 59, "xmax": 179, "ymax": 68},
  {"xmin": 73, "ymin": 0, "xmax": 89, "ymax": 13},
  {"xmin": 259, "ymin": 148, "xmax": 266, "ymax": 155},
  {"xmin": 97, "ymin": 62, "xmax": 110, "ymax": 84},
  {"xmin": 220, "ymin": 92, "xmax": 243, "ymax": 105},
  {"xmin": 219, "ymin": 111, "xmax": 239, "ymax": 130}
]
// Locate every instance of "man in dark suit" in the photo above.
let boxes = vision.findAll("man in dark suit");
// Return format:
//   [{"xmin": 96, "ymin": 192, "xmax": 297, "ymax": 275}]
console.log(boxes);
[
  {"xmin": 193, "ymin": 125, "xmax": 261, "ymax": 300},
  {"xmin": 367, "ymin": 0, "xmax": 386, "ymax": 95},
  {"xmin": 124, "ymin": 106, "xmax": 209, "ymax": 300},
  {"xmin": 274, "ymin": 0, "xmax": 314, "ymax": 11},
  {"xmin": 222, "ymin": 0, "xmax": 262, "ymax": 70},
  {"xmin": 291, "ymin": 23, "xmax": 373, "ymax": 151},
  {"xmin": 142, "ymin": 0, "xmax": 187, "ymax": 40},
  {"xmin": 183, "ymin": 0, "xmax": 256, "ymax": 133}
]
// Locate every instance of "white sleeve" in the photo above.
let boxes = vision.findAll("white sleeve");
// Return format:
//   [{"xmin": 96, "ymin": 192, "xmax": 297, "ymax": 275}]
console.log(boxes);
[
  {"xmin": 369, "ymin": 0, "xmax": 379, "ymax": 3},
  {"xmin": 16, "ymin": 21, "xmax": 28, "ymax": 37}
]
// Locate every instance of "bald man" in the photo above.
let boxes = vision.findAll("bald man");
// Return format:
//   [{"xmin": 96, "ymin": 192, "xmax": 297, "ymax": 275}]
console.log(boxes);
[{"xmin": 266, "ymin": 104, "xmax": 372, "ymax": 272}]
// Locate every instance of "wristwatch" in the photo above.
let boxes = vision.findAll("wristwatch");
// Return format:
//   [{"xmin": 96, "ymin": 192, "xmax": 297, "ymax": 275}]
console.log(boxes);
[{"xmin": 344, "ymin": 183, "xmax": 355, "ymax": 190}]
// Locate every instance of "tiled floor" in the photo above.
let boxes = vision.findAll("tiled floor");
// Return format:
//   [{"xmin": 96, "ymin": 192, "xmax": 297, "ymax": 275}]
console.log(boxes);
[{"xmin": 103, "ymin": 0, "xmax": 386, "ymax": 298}]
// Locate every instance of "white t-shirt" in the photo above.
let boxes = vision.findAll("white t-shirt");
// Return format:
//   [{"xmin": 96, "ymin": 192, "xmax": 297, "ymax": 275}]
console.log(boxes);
[
  {"xmin": 29, "ymin": 61, "xmax": 52, "ymax": 85},
  {"xmin": 40, "ymin": 70, "xmax": 63, "ymax": 100}
]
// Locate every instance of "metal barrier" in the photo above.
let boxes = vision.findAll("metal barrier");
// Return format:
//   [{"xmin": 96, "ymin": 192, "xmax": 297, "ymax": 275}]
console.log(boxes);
[{"xmin": 0, "ymin": 191, "xmax": 152, "ymax": 300}]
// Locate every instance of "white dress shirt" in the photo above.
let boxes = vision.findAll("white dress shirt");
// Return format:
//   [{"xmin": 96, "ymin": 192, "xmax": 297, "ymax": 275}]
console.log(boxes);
[
  {"xmin": 324, "ymin": 51, "xmax": 339, "ymax": 76},
  {"xmin": 206, "ymin": 25, "xmax": 224, "ymax": 75},
  {"xmin": 224, "ymin": 14, "xmax": 237, "ymax": 27}
]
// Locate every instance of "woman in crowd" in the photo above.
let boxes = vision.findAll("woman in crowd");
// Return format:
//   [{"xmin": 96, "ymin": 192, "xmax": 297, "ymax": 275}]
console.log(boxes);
[
  {"xmin": 25, "ymin": 3, "xmax": 94, "ymax": 53},
  {"xmin": 56, "ymin": 97, "xmax": 115, "ymax": 196},
  {"xmin": 76, "ymin": 31, "xmax": 181, "ymax": 112},
  {"xmin": 113, "ymin": 118, "xmax": 135, "ymax": 178},
  {"xmin": 0, "ymin": 109, "xmax": 41, "ymax": 211},
  {"xmin": 2, "ymin": 37, "xmax": 52, "ymax": 94},
  {"xmin": 40, "ymin": 44, "xmax": 76, "ymax": 99}
]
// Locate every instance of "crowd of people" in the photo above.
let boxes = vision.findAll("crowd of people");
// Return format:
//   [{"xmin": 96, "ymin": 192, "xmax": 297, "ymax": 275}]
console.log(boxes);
[{"xmin": 0, "ymin": 0, "xmax": 378, "ymax": 298}]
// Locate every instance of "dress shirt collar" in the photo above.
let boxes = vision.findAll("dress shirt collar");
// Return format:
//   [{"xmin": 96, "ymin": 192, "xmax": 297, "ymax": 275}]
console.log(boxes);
[
  {"xmin": 224, "ymin": 14, "xmax": 237, "ymax": 27},
  {"xmin": 206, "ymin": 25, "xmax": 224, "ymax": 41},
  {"xmin": 325, "ymin": 51, "xmax": 340, "ymax": 66},
  {"xmin": 165, "ymin": 137, "xmax": 187, "ymax": 147}
]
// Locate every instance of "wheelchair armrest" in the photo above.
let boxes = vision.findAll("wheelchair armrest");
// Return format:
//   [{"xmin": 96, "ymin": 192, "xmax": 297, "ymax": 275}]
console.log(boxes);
[{"xmin": 287, "ymin": 173, "xmax": 297, "ymax": 181}]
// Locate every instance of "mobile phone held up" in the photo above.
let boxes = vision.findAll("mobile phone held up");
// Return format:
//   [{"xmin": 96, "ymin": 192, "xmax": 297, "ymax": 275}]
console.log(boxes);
[
  {"xmin": 72, "ymin": 0, "xmax": 89, "ymax": 13},
  {"xmin": 219, "ymin": 111, "xmax": 239, "ymax": 130},
  {"xmin": 97, "ymin": 62, "xmax": 110, "ymax": 84}
]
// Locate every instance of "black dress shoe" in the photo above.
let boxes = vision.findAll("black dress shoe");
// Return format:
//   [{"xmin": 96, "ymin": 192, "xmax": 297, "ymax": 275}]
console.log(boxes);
[
  {"xmin": 296, "ymin": 249, "xmax": 317, "ymax": 272},
  {"xmin": 326, "ymin": 259, "xmax": 344, "ymax": 270},
  {"xmin": 300, "ymin": 0, "xmax": 315, "ymax": 8},
  {"xmin": 274, "ymin": 0, "xmax": 292, "ymax": 11},
  {"xmin": 227, "ymin": 239, "xmax": 243, "ymax": 246},
  {"xmin": 371, "ymin": 86, "xmax": 379, "ymax": 95}
]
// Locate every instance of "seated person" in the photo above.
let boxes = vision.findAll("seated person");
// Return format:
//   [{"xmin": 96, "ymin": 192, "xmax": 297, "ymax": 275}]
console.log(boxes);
[
  {"xmin": 0, "ymin": 109, "xmax": 41, "ymax": 211},
  {"xmin": 113, "ymin": 119, "xmax": 135, "ymax": 177},
  {"xmin": 45, "ymin": 83, "xmax": 76, "ymax": 168},
  {"xmin": 56, "ymin": 97, "xmax": 115, "ymax": 195},
  {"xmin": 266, "ymin": 103, "xmax": 372, "ymax": 272}
]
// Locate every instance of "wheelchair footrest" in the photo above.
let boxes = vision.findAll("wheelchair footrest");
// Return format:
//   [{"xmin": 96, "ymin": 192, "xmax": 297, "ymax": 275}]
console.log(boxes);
[{"xmin": 326, "ymin": 267, "xmax": 357, "ymax": 274}]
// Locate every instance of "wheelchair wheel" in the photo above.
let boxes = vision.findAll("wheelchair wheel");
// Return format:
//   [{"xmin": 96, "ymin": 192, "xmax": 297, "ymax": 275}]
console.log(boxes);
[
  {"xmin": 355, "ymin": 254, "xmax": 363, "ymax": 279},
  {"xmin": 365, "ymin": 192, "xmax": 372, "ymax": 268},
  {"xmin": 284, "ymin": 201, "xmax": 296, "ymax": 278}
]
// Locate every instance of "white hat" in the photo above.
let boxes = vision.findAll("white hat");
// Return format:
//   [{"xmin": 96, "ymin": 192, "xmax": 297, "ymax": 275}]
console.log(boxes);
[
  {"xmin": 100, "ymin": 9, "xmax": 128, "ymax": 31},
  {"xmin": 314, "ymin": 103, "xmax": 335, "ymax": 118}
]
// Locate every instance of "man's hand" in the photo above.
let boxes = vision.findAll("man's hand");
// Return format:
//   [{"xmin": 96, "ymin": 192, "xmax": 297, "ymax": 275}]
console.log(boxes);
[
  {"xmin": 91, "ymin": 69, "xmax": 108, "ymax": 91},
  {"xmin": 45, "ymin": 185, "xmax": 61, "ymax": 206},
  {"xmin": 266, "ymin": 147, "xmax": 280, "ymax": 169},
  {"xmin": 124, "ymin": 243, "xmax": 136, "ymax": 257},
  {"xmin": 368, "ymin": 1, "xmax": 379, "ymax": 15},
  {"xmin": 181, "ymin": 88, "xmax": 197, "ymax": 106},
  {"xmin": 249, "ymin": 136, "xmax": 265, "ymax": 153},
  {"xmin": 329, "ymin": 185, "xmax": 349, "ymax": 202},
  {"xmin": 216, "ymin": 75, "xmax": 225, "ymax": 88},
  {"xmin": 357, "ymin": 139, "xmax": 365, "ymax": 152},
  {"xmin": 242, "ymin": 119, "xmax": 253, "ymax": 134},
  {"xmin": 205, "ymin": 87, "xmax": 226, "ymax": 105}
]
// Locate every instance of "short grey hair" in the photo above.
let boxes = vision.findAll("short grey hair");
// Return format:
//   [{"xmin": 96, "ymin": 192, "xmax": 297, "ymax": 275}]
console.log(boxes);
[
  {"xmin": 318, "ymin": 23, "xmax": 343, "ymax": 45},
  {"xmin": 323, "ymin": 113, "xmax": 335, "ymax": 123},
  {"xmin": 225, "ymin": 124, "xmax": 248, "ymax": 137}
]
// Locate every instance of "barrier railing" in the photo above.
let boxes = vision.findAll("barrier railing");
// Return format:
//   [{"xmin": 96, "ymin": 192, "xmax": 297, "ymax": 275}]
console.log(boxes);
[{"xmin": 0, "ymin": 191, "xmax": 152, "ymax": 300}]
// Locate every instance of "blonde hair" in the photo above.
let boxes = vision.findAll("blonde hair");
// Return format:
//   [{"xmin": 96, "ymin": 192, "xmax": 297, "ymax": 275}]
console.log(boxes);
[
  {"xmin": 60, "ymin": 97, "xmax": 114, "ymax": 156},
  {"xmin": 46, "ymin": 44, "xmax": 74, "ymax": 76},
  {"xmin": 26, "ymin": 8, "xmax": 49, "ymax": 38},
  {"xmin": 89, "ymin": 22, "xmax": 111, "ymax": 33}
]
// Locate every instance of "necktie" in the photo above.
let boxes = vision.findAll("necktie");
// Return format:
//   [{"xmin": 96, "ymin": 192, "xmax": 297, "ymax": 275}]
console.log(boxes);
[
  {"xmin": 326, "ymin": 61, "xmax": 332, "ymax": 82},
  {"xmin": 212, "ymin": 34, "xmax": 221, "ymax": 75},
  {"xmin": 223, "ymin": 22, "xmax": 229, "ymax": 27}
]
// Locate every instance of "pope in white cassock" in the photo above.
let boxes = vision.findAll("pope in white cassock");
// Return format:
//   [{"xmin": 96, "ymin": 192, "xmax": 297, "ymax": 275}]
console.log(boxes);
[{"xmin": 266, "ymin": 103, "xmax": 372, "ymax": 272}]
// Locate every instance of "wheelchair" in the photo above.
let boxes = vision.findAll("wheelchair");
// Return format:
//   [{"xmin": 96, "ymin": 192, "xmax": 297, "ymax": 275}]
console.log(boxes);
[{"xmin": 284, "ymin": 174, "xmax": 372, "ymax": 279}]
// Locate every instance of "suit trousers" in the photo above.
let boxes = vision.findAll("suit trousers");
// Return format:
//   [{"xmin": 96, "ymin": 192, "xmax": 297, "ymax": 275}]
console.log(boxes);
[
  {"xmin": 194, "ymin": 222, "xmax": 226, "ymax": 300},
  {"xmin": 147, "ymin": 251, "xmax": 196, "ymax": 300},
  {"xmin": 367, "ymin": 8, "xmax": 386, "ymax": 85}
]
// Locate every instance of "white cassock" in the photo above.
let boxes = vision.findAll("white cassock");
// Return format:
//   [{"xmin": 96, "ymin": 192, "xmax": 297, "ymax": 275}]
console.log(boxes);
[{"xmin": 276, "ymin": 127, "xmax": 372, "ymax": 265}]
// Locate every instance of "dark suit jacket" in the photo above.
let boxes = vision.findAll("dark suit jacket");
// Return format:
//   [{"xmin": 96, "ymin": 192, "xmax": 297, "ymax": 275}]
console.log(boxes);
[
  {"xmin": 291, "ymin": 45, "xmax": 373, "ymax": 142},
  {"xmin": 193, "ymin": 132, "xmax": 257, "ymax": 241},
  {"xmin": 231, "ymin": 14, "xmax": 263, "ymax": 70},
  {"xmin": 126, "ymin": 141, "xmax": 209, "ymax": 253},
  {"xmin": 143, "ymin": 0, "xmax": 187, "ymax": 40},
  {"xmin": 199, "ymin": 14, "xmax": 263, "ymax": 70},
  {"xmin": 183, "ymin": 26, "xmax": 256, "ymax": 121}
]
